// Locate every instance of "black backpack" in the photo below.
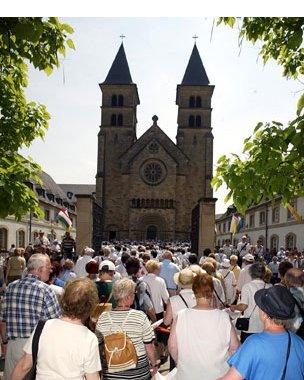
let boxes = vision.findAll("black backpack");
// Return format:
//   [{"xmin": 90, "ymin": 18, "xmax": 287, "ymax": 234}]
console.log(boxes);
[{"xmin": 293, "ymin": 297, "xmax": 304, "ymax": 339}]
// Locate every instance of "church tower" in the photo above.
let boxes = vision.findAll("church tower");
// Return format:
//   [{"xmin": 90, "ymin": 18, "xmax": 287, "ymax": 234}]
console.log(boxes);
[
  {"xmin": 176, "ymin": 43, "xmax": 214, "ymax": 199},
  {"xmin": 95, "ymin": 43, "xmax": 139, "ymax": 214}
]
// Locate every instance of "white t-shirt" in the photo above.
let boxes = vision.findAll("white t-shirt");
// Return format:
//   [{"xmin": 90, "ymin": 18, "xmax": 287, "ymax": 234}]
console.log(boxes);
[
  {"xmin": 176, "ymin": 308, "xmax": 231, "ymax": 380},
  {"xmin": 74, "ymin": 255, "xmax": 93, "ymax": 278},
  {"xmin": 170, "ymin": 289, "xmax": 196, "ymax": 320},
  {"xmin": 219, "ymin": 269, "xmax": 236, "ymax": 304},
  {"xmin": 240, "ymin": 279, "xmax": 272, "ymax": 333},
  {"xmin": 23, "ymin": 319, "xmax": 101, "ymax": 380},
  {"xmin": 237, "ymin": 264, "xmax": 252, "ymax": 291},
  {"xmin": 141, "ymin": 273, "xmax": 169, "ymax": 314}
]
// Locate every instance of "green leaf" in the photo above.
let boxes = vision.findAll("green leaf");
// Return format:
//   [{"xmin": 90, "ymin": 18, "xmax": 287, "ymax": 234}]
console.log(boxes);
[
  {"xmin": 44, "ymin": 66, "xmax": 53, "ymax": 76},
  {"xmin": 66, "ymin": 38, "xmax": 75, "ymax": 50},
  {"xmin": 61, "ymin": 23, "xmax": 74, "ymax": 34},
  {"xmin": 297, "ymin": 93, "xmax": 304, "ymax": 116}
]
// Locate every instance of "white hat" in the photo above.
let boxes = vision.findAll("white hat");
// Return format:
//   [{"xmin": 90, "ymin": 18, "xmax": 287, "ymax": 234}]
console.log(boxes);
[
  {"xmin": 99, "ymin": 260, "xmax": 115, "ymax": 272},
  {"xmin": 243, "ymin": 253, "xmax": 254, "ymax": 262},
  {"xmin": 173, "ymin": 268, "xmax": 196, "ymax": 289},
  {"xmin": 221, "ymin": 259, "xmax": 231, "ymax": 268}
]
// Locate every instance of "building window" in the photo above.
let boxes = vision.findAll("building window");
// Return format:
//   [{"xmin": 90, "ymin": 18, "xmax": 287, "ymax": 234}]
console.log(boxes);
[
  {"xmin": 189, "ymin": 115, "xmax": 195, "ymax": 127},
  {"xmin": 111, "ymin": 95, "xmax": 117, "ymax": 106},
  {"xmin": 258, "ymin": 235, "xmax": 265, "ymax": 247},
  {"xmin": 285, "ymin": 233, "xmax": 296, "ymax": 250},
  {"xmin": 287, "ymin": 200, "xmax": 297, "ymax": 220},
  {"xmin": 272, "ymin": 206, "xmax": 280, "ymax": 223},
  {"xmin": 118, "ymin": 95, "xmax": 124, "ymax": 106},
  {"xmin": 117, "ymin": 114, "xmax": 123, "ymax": 126},
  {"xmin": 44, "ymin": 209, "xmax": 50, "ymax": 221},
  {"xmin": 195, "ymin": 115, "xmax": 201, "ymax": 127},
  {"xmin": 196, "ymin": 96, "xmax": 201, "ymax": 107},
  {"xmin": 0, "ymin": 228, "xmax": 8, "ymax": 250},
  {"xmin": 17, "ymin": 230, "xmax": 25, "ymax": 248},
  {"xmin": 189, "ymin": 96, "xmax": 195, "ymax": 107},
  {"xmin": 111, "ymin": 114, "xmax": 117, "ymax": 126},
  {"xmin": 259, "ymin": 211, "xmax": 266, "ymax": 226},
  {"xmin": 270, "ymin": 235, "xmax": 279, "ymax": 251},
  {"xmin": 249, "ymin": 214, "xmax": 255, "ymax": 228}
]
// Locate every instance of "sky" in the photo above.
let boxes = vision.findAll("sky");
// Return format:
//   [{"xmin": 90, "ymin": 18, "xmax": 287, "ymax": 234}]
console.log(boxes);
[{"xmin": 20, "ymin": 17, "xmax": 302, "ymax": 213}]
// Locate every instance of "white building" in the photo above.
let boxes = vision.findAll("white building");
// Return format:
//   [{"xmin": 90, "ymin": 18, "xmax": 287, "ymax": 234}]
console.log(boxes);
[
  {"xmin": 0, "ymin": 172, "xmax": 76, "ymax": 250},
  {"xmin": 216, "ymin": 198, "xmax": 304, "ymax": 252}
]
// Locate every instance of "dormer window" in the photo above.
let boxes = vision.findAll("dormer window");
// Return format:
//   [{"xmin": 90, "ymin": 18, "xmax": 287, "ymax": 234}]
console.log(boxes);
[
  {"xmin": 189, "ymin": 96, "xmax": 195, "ymax": 107},
  {"xmin": 196, "ymin": 96, "xmax": 201, "ymax": 107},
  {"xmin": 111, "ymin": 114, "xmax": 117, "ymax": 126},
  {"xmin": 196, "ymin": 115, "xmax": 201, "ymax": 127},
  {"xmin": 189, "ymin": 115, "xmax": 195, "ymax": 127},
  {"xmin": 118, "ymin": 95, "xmax": 124, "ymax": 106},
  {"xmin": 111, "ymin": 95, "xmax": 117, "ymax": 106}
]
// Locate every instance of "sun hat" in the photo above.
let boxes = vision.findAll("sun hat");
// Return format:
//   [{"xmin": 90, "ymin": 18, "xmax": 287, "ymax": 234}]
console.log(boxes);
[
  {"xmin": 243, "ymin": 253, "xmax": 254, "ymax": 262},
  {"xmin": 99, "ymin": 260, "xmax": 116, "ymax": 272},
  {"xmin": 173, "ymin": 268, "xmax": 196, "ymax": 289},
  {"xmin": 85, "ymin": 260, "xmax": 99, "ymax": 275},
  {"xmin": 254, "ymin": 286, "xmax": 295, "ymax": 320},
  {"xmin": 221, "ymin": 258, "xmax": 231, "ymax": 269}
]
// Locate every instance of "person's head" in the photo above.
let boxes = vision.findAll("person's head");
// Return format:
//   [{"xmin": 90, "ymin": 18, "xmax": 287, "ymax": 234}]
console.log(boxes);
[
  {"xmin": 27, "ymin": 253, "xmax": 52, "ymax": 282},
  {"xmin": 125, "ymin": 257, "xmax": 140, "ymax": 277},
  {"xmin": 190, "ymin": 264, "xmax": 206, "ymax": 276},
  {"xmin": 241, "ymin": 235, "xmax": 247, "ymax": 242},
  {"xmin": 162, "ymin": 250, "xmax": 173, "ymax": 261},
  {"xmin": 82, "ymin": 246, "xmax": 94, "ymax": 257},
  {"xmin": 39, "ymin": 230, "xmax": 44, "ymax": 237},
  {"xmin": 13, "ymin": 248, "xmax": 22, "ymax": 257},
  {"xmin": 201, "ymin": 261, "xmax": 215, "ymax": 275},
  {"xmin": 230, "ymin": 255, "xmax": 238, "ymax": 265},
  {"xmin": 121, "ymin": 252, "xmax": 130, "ymax": 265},
  {"xmin": 65, "ymin": 231, "xmax": 71, "ymax": 238},
  {"xmin": 112, "ymin": 278, "xmax": 136, "ymax": 307},
  {"xmin": 249, "ymin": 262, "xmax": 266, "ymax": 280},
  {"xmin": 60, "ymin": 278, "xmax": 98, "ymax": 322},
  {"xmin": 85, "ymin": 260, "xmax": 99, "ymax": 278},
  {"xmin": 174, "ymin": 268, "xmax": 196, "ymax": 289},
  {"xmin": 255, "ymin": 286, "xmax": 295, "ymax": 328},
  {"xmin": 188, "ymin": 253, "xmax": 198, "ymax": 265},
  {"xmin": 145, "ymin": 260, "xmax": 160, "ymax": 275},
  {"xmin": 284, "ymin": 268, "xmax": 304, "ymax": 288},
  {"xmin": 64, "ymin": 259, "xmax": 74, "ymax": 270},
  {"xmin": 221, "ymin": 258, "xmax": 231, "ymax": 270},
  {"xmin": 263, "ymin": 266, "xmax": 272, "ymax": 283},
  {"xmin": 203, "ymin": 248, "xmax": 211, "ymax": 257},
  {"xmin": 204, "ymin": 257, "xmax": 217, "ymax": 272},
  {"xmin": 256, "ymin": 239, "xmax": 262, "ymax": 246},
  {"xmin": 192, "ymin": 273, "xmax": 214, "ymax": 300},
  {"xmin": 278, "ymin": 261, "xmax": 294, "ymax": 279},
  {"xmin": 272, "ymin": 255, "xmax": 278, "ymax": 263},
  {"xmin": 142, "ymin": 252, "xmax": 151, "ymax": 264},
  {"xmin": 99, "ymin": 260, "xmax": 115, "ymax": 280},
  {"xmin": 51, "ymin": 262, "xmax": 62, "ymax": 277},
  {"xmin": 243, "ymin": 253, "xmax": 254, "ymax": 265},
  {"xmin": 102, "ymin": 246, "xmax": 111, "ymax": 257}
]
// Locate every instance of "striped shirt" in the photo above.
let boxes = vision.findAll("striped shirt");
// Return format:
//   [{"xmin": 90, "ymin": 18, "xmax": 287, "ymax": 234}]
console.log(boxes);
[{"xmin": 0, "ymin": 275, "xmax": 61, "ymax": 339}]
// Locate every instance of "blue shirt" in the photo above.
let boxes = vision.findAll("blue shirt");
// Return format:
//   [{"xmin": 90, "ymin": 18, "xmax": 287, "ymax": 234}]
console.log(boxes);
[
  {"xmin": 159, "ymin": 260, "xmax": 180, "ymax": 290},
  {"xmin": 228, "ymin": 331, "xmax": 304, "ymax": 380}
]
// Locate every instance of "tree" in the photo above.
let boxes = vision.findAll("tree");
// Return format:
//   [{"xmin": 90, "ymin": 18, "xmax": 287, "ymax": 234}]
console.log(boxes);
[
  {"xmin": 212, "ymin": 17, "xmax": 304, "ymax": 215},
  {"xmin": 0, "ymin": 17, "xmax": 74, "ymax": 220}
]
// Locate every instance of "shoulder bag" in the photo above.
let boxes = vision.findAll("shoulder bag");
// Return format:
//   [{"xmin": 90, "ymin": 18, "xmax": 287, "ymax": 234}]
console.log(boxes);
[
  {"xmin": 24, "ymin": 320, "xmax": 46, "ymax": 380},
  {"xmin": 280, "ymin": 332, "xmax": 291, "ymax": 380},
  {"xmin": 292, "ymin": 296, "xmax": 304, "ymax": 339}
]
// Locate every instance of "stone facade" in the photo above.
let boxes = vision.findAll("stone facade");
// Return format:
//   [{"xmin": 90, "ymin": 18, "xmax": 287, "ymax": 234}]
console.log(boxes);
[{"xmin": 96, "ymin": 43, "xmax": 215, "ymax": 242}]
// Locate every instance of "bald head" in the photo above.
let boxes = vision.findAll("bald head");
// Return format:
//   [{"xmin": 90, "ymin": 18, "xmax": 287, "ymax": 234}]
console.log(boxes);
[{"xmin": 285, "ymin": 268, "xmax": 304, "ymax": 288}]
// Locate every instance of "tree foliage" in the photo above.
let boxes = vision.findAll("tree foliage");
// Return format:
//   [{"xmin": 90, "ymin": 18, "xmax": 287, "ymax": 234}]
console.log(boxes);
[
  {"xmin": 212, "ymin": 17, "xmax": 304, "ymax": 214},
  {"xmin": 0, "ymin": 17, "xmax": 74, "ymax": 220}
]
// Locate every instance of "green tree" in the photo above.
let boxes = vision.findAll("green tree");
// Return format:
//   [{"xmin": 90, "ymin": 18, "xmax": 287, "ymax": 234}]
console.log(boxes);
[
  {"xmin": 0, "ymin": 17, "xmax": 74, "ymax": 220},
  {"xmin": 212, "ymin": 17, "xmax": 304, "ymax": 215}
]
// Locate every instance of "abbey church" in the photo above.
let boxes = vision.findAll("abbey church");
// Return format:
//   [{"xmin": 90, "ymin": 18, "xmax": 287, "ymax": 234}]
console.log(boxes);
[{"xmin": 95, "ymin": 43, "xmax": 216, "ymax": 244}]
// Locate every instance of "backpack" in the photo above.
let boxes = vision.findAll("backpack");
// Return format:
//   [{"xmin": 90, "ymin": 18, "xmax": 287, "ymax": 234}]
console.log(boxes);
[
  {"xmin": 103, "ymin": 311, "xmax": 138, "ymax": 373},
  {"xmin": 293, "ymin": 297, "xmax": 304, "ymax": 339},
  {"xmin": 132, "ymin": 279, "xmax": 151, "ymax": 312}
]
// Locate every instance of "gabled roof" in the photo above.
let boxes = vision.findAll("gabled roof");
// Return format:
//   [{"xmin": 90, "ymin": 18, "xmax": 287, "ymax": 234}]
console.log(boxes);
[
  {"xmin": 103, "ymin": 43, "xmax": 133, "ymax": 85},
  {"xmin": 181, "ymin": 44, "xmax": 209, "ymax": 85},
  {"xmin": 59, "ymin": 184, "xmax": 96, "ymax": 203},
  {"xmin": 120, "ymin": 117, "xmax": 189, "ymax": 174}
]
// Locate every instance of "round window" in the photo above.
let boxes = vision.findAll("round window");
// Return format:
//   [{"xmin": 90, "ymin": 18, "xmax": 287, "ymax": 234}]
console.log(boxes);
[{"xmin": 140, "ymin": 161, "xmax": 166, "ymax": 186}]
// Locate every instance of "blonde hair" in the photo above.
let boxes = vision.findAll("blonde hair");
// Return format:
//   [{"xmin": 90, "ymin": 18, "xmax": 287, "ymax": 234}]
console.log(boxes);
[
  {"xmin": 145, "ymin": 259, "xmax": 160, "ymax": 273},
  {"xmin": 112, "ymin": 278, "xmax": 136, "ymax": 302}
]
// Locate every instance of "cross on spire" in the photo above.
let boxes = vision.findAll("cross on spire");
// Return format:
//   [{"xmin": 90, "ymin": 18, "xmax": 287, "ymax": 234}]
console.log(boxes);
[
  {"xmin": 192, "ymin": 35, "xmax": 198, "ymax": 44},
  {"xmin": 120, "ymin": 34, "xmax": 125, "ymax": 42}
]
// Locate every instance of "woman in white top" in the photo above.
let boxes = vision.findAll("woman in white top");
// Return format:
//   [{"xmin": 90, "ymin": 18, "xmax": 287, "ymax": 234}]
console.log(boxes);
[
  {"xmin": 168, "ymin": 273, "xmax": 240, "ymax": 380},
  {"xmin": 163, "ymin": 268, "xmax": 197, "ymax": 326},
  {"xmin": 220, "ymin": 259, "xmax": 237, "ymax": 304},
  {"xmin": 11, "ymin": 278, "xmax": 101, "ymax": 380}
]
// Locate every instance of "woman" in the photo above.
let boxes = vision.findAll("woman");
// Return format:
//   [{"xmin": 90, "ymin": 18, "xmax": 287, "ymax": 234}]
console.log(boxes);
[
  {"xmin": 219, "ymin": 286, "xmax": 304, "ymax": 380},
  {"xmin": 220, "ymin": 259, "xmax": 237, "ymax": 305},
  {"xmin": 163, "ymin": 268, "xmax": 196, "ymax": 326},
  {"xmin": 95, "ymin": 277, "xmax": 157, "ymax": 380},
  {"xmin": 59, "ymin": 258, "xmax": 77, "ymax": 283},
  {"xmin": 168, "ymin": 273, "xmax": 239, "ymax": 380},
  {"xmin": 230, "ymin": 262, "xmax": 272, "ymax": 343},
  {"xmin": 11, "ymin": 278, "xmax": 101, "ymax": 380},
  {"xmin": 5, "ymin": 248, "xmax": 26, "ymax": 284}
]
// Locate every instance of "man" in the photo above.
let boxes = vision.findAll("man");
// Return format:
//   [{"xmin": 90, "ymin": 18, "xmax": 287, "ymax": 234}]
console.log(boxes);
[
  {"xmin": 61, "ymin": 231, "xmax": 76, "ymax": 260},
  {"xmin": 95, "ymin": 260, "xmax": 116, "ymax": 305},
  {"xmin": 115, "ymin": 251, "xmax": 130, "ymax": 278},
  {"xmin": 268, "ymin": 256, "xmax": 279, "ymax": 284},
  {"xmin": 222, "ymin": 239, "xmax": 233, "ymax": 258},
  {"xmin": 34, "ymin": 230, "xmax": 50, "ymax": 247},
  {"xmin": 0, "ymin": 254, "xmax": 60, "ymax": 380},
  {"xmin": 236, "ymin": 236, "xmax": 250, "ymax": 266},
  {"xmin": 74, "ymin": 246, "xmax": 95, "ymax": 278},
  {"xmin": 236, "ymin": 253, "xmax": 254, "ymax": 294},
  {"xmin": 253, "ymin": 239, "xmax": 265, "ymax": 259},
  {"xmin": 277, "ymin": 246, "xmax": 286, "ymax": 260},
  {"xmin": 159, "ymin": 251, "xmax": 180, "ymax": 296}
]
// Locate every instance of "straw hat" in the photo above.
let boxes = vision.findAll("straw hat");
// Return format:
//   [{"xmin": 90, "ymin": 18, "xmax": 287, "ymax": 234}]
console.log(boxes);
[{"xmin": 173, "ymin": 268, "xmax": 196, "ymax": 289}]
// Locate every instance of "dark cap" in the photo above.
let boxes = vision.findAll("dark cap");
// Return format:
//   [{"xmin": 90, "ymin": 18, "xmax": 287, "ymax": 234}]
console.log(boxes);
[
  {"xmin": 85, "ymin": 260, "xmax": 99, "ymax": 275},
  {"xmin": 254, "ymin": 286, "xmax": 295, "ymax": 320}
]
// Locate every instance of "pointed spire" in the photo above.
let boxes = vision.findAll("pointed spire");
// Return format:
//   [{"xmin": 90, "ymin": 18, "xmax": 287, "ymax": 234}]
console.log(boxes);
[
  {"xmin": 181, "ymin": 44, "xmax": 209, "ymax": 85},
  {"xmin": 103, "ymin": 43, "xmax": 133, "ymax": 84}
]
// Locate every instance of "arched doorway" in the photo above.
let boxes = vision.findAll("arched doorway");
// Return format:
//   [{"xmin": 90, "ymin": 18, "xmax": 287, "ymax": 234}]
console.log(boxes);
[{"xmin": 146, "ymin": 225, "xmax": 157, "ymax": 240}]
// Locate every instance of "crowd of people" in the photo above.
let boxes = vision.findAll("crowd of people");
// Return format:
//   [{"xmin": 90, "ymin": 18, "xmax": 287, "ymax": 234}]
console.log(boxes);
[{"xmin": 0, "ymin": 234, "xmax": 304, "ymax": 379}]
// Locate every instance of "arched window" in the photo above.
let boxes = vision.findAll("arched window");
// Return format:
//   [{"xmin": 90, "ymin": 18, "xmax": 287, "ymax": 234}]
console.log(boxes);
[
  {"xmin": 111, "ymin": 95, "xmax": 117, "ymax": 107},
  {"xmin": 111, "ymin": 114, "xmax": 117, "ymax": 126},
  {"xmin": 196, "ymin": 96, "xmax": 201, "ymax": 107},
  {"xmin": 155, "ymin": 199, "xmax": 160, "ymax": 208},
  {"xmin": 0, "ymin": 228, "xmax": 8, "ymax": 250},
  {"xmin": 136, "ymin": 198, "xmax": 140, "ymax": 208},
  {"xmin": 286, "ymin": 233, "xmax": 296, "ymax": 250},
  {"xmin": 270, "ymin": 235, "xmax": 279, "ymax": 251},
  {"xmin": 196, "ymin": 115, "xmax": 201, "ymax": 127},
  {"xmin": 189, "ymin": 115, "xmax": 195, "ymax": 127},
  {"xmin": 160, "ymin": 199, "xmax": 164, "ymax": 208},
  {"xmin": 17, "ymin": 230, "xmax": 25, "ymax": 248},
  {"xmin": 272, "ymin": 206, "xmax": 280, "ymax": 223},
  {"xmin": 164, "ymin": 200, "xmax": 169, "ymax": 208},
  {"xmin": 117, "ymin": 114, "xmax": 123, "ymax": 126},
  {"xmin": 118, "ymin": 95, "xmax": 124, "ymax": 106},
  {"xmin": 189, "ymin": 96, "xmax": 195, "ymax": 108}
]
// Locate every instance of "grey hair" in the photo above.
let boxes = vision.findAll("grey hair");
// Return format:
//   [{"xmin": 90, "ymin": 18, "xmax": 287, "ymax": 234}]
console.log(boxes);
[
  {"xmin": 27, "ymin": 254, "xmax": 50, "ymax": 272},
  {"xmin": 249, "ymin": 262, "xmax": 266, "ymax": 279},
  {"xmin": 112, "ymin": 278, "xmax": 135, "ymax": 302}
]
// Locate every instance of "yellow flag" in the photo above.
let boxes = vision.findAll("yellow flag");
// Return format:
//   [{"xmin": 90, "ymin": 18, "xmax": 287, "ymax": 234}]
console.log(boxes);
[{"xmin": 286, "ymin": 203, "xmax": 302, "ymax": 223}]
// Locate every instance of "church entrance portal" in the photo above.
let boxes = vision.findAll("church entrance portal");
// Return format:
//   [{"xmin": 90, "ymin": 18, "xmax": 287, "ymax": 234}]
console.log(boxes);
[{"xmin": 146, "ymin": 225, "xmax": 157, "ymax": 240}]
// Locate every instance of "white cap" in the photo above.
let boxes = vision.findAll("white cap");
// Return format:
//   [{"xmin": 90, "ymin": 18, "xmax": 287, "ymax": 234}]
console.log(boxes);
[{"xmin": 99, "ymin": 260, "xmax": 115, "ymax": 271}]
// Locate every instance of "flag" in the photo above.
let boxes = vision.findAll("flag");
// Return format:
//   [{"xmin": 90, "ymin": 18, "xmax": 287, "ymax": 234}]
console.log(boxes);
[
  {"xmin": 286, "ymin": 203, "xmax": 302, "ymax": 223},
  {"xmin": 230, "ymin": 214, "xmax": 239, "ymax": 235},
  {"xmin": 57, "ymin": 208, "xmax": 72, "ymax": 230},
  {"xmin": 237, "ymin": 217, "xmax": 244, "ymax": 232}
]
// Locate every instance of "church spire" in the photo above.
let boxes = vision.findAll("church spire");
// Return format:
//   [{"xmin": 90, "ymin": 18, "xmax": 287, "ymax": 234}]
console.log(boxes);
[
  {"xmin": 181, "ymin": 44, "xmax": 209, "ymax": 85},
  {"xmin": 103, "ymin": 43, "xmax": 133, "ymax": 84}
]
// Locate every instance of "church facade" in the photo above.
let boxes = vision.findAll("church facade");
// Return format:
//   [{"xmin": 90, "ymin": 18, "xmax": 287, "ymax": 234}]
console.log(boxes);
[{"xmin": 95, "ymin": 43, "xmax": 215, "ymax": 242}]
